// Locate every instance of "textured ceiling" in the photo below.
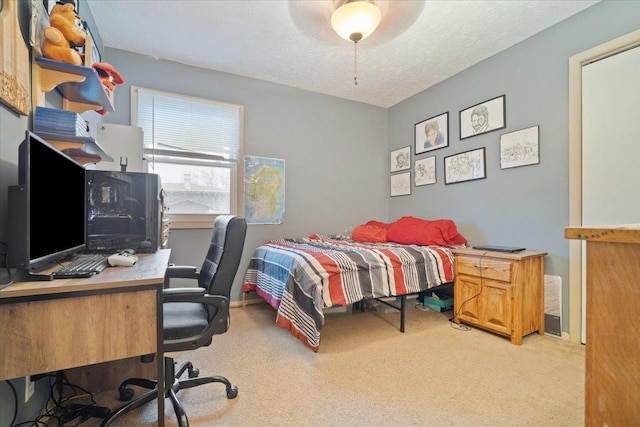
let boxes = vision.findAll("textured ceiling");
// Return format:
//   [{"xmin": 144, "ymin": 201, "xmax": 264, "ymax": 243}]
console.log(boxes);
[{"xmin": 85, "ymin": 0, "xmax": 599, "ymax": 108}]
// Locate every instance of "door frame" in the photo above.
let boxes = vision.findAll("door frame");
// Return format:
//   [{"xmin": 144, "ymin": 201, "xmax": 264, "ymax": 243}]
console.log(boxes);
[{"xmin": 567, "ymin": 28, "xmax": 640, "ymax": 343}]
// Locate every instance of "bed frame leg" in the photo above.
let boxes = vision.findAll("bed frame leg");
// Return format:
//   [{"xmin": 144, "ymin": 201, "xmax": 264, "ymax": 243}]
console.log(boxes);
[{"xmin": 400, "ymin": 295, "xmax": 406, "ymax": 333}]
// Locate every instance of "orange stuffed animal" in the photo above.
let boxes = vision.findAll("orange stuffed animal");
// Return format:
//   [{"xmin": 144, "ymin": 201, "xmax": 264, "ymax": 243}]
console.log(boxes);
[{"xmin": 42, "ymin": 3, "xmax": 86, "ymax": 65}]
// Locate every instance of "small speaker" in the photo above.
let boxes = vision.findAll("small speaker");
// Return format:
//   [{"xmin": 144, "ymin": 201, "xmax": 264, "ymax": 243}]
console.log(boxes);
[{"xmin": 7, "ymin": 185, "xmax": 29, "ymax": 269}]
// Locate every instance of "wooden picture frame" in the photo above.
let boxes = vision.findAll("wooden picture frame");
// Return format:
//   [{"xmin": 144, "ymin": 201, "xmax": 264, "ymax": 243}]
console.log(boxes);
[
  {"xmin": 414, "ymin": 156, "xmax": 436, "ymax": 186},
  {"xmin": 83, "ymin": 21, "xmax": 101, "ymax": 65},
  {"xmin": 391, "ymin": 171, "xmax": 411, "ymax": 196},
  {"xmin": 390, "ymin": 146, "xmax": 410, "ymax": 172},
  {"xmin": 459, "ymin": 95, "xmax": 506, "ymax": 140},
  {"xmin": 44, "ymin": 0, "xmax": 79, "ymax": 15},
  {"xmin": 444, "ymin": 147, "xmax": 486, "ymax": 185},
  {"xmin": 500, "ymin": 125, "xmax": 540, "ymax": 169},
  {"xmin": 1, "ymin": 0, "xmax": 30, "ymax": 115},
  {"xmin": 415, "ymin": 112, "xmax": 449, "ymax": 154}
]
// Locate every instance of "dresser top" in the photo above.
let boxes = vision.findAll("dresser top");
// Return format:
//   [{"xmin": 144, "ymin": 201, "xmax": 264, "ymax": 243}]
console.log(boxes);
[
  {"xmin": 450, "ymin": 247, "xmax": 547, "ymax": 260},
  {"xmin": 565, "ymin": 224, "xmax": 640, "ymax": 243}
]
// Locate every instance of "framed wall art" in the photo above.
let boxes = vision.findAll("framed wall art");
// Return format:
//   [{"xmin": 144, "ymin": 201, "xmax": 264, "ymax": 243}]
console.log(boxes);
[
  {"xmin": 414, "ymin": 156, "xmax": 436, "ymax": 186},
  {"xmin": 500, "ymin": 125, "xmax": 540, "ymax": 169},
  {"xmin": 44, "ymin": 0, "xmax": 79, "ymax": 15},
  {"xmin": 83, "ymin": 21, "xmax": 101, "ymax": 65},
  {"xmin": 459, "ymin": 95, "xmax": 506, "ymax": 140},
  {"xmin": 1, "ymin": 0, "xmax": 30, "ymax": 115},
  {"xmin": 391, "ymin": 172, "xmax": 411, "ymax": 196},
  {"xmin": 444, "ymin": 147, "xmax": 486, "ymax": 185},
  {"xmin": 415, "ymin": 112, "xmax": 449, "ymax": 154},
  {"xmin": 390, "ymin": 146, "xmax": 410, "ymax": 172}
]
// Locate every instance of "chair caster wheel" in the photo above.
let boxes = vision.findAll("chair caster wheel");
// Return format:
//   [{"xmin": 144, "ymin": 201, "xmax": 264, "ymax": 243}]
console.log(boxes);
[
  {"xmin": 226, "ymin": 385, "xmax": 238, "ymax": 399},
  {"xmin": 188, "ymin": 367, "xmax": 199, "ymax": 378},
  {"xmin": 119, "ymin": 387, "xmax": 134, "ymax": 401}
]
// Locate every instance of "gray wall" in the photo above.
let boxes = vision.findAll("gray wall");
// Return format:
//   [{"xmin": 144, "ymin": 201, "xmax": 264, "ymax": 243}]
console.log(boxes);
[
  {"xmin": 388, "ymin": 0, "xmax": 640, "ymax": 332},
  {"xmin": 99, "ymin": 48, "xmax": 389, "ymax": 302}
]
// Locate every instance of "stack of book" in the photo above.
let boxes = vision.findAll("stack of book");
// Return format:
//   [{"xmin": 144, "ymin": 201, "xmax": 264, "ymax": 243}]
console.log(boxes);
[{"xmin": 34, "ymin": 107, "xmax": 90, "ymax": 138}]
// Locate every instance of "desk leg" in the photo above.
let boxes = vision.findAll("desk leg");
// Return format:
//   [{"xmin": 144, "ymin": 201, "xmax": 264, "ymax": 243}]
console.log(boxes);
[{"xmin": 156, "ymin": 287, "xmax": 165, "ymax": 427}]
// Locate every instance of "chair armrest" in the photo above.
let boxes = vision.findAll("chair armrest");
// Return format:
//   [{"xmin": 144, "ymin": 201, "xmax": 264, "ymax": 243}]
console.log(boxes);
[
  {"xmin": 163, "ymin": 287, "xmax": 206, "ymax": 300},
  {"xmin": 165, "ymin": 265, "xmax": 199, "ymax": 279},
  {"xmin": 163, "ymin": 293, "xmax": 231, "ymax": 352}
]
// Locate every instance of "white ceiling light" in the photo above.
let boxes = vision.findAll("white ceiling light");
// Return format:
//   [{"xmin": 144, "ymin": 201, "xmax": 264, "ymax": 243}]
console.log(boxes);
[
  {"xmin": 331, "ymin": 0, "xmax": 382, "ymax": 85},
  {"xmin": 331, "ymin": 0, "xmax": 381, "ymax": 43}
]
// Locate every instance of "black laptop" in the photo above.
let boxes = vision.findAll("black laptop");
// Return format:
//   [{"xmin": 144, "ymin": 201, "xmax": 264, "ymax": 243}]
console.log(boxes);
[{"xmin": 472, "ymin": 245, "xmax": 526, "ymax": 253}]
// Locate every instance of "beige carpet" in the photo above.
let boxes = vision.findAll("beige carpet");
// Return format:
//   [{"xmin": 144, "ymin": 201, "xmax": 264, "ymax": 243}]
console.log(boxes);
[{"xmin": 75, "ymin": 303, "xmax": 585, "ymax": 426}]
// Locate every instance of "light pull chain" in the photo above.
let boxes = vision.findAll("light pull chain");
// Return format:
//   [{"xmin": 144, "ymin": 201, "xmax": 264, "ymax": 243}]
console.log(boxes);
[{"xmin": 353, "ymin": 40, "xmax": 358, "ymax": 86}]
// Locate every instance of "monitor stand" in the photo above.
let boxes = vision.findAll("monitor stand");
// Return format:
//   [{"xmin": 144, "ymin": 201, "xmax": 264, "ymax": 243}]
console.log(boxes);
[{"xmin": 11, "ymin": 268, "xmax": 53, "ymax": 283}]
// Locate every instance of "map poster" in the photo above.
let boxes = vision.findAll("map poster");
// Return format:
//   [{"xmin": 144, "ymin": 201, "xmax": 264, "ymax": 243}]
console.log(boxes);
[{"xmin": 244, "ymin": 156, "xmax": 285, "ymax": 224}]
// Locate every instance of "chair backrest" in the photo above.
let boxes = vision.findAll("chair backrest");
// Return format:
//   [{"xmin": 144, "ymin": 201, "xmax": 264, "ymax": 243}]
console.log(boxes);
[{"xmin": 198, "ymin": 215, "xmax": 247, "ymax": 298}]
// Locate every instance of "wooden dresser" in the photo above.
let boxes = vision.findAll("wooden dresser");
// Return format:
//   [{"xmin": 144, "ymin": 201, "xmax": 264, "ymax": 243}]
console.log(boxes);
[
  {"xmin": 565, "ymin": 224, "xmax": 640, "ymax": 426},
  {"xmin": 451, "ymin": 247, "xmax": 546, "ymax": 345}
]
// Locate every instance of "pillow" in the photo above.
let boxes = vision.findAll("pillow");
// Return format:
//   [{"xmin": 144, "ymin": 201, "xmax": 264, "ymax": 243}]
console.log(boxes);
[
  {"xmin": 386, "ymin": 216, "xmax": 467, "ymax": 246},
  {"xmin": 351, "ymin": 220, "xmax": 389, "ymax": 243}
]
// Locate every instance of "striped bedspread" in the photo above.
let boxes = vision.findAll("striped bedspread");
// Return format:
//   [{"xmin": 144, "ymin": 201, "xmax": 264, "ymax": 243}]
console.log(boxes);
[{"xmin": 243, "ymin": 235, "xmax": 455, "ymax": 351}]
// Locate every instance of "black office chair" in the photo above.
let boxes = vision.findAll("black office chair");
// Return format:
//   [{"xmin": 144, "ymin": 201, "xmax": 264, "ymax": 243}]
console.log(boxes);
[{"xmin": 101, "ymin": 215, "xmax": 247, "ymax": 427}]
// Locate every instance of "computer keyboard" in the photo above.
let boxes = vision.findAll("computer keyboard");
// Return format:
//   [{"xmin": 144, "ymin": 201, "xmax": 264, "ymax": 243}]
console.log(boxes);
[{"xmin": 52, "ymin": 254, "xmax": 110, "ymax": 279}]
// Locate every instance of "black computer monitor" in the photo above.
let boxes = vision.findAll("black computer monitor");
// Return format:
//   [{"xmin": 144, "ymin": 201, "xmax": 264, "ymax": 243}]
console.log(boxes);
[{"xmin": 8, "ymin": 131, "xmax": 86, "ymax": 279}]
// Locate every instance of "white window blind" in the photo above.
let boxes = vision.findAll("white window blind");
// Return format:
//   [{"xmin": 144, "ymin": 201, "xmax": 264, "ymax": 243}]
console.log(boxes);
[{"xmin": 134, "ymin": 87, "xmax": 241, "ymax": 160}]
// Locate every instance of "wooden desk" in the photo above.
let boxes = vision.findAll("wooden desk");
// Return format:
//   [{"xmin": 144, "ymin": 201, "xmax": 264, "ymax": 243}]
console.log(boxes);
[
  {"xmin": 565, "ymin": 225, "xmax": 640, "ymax": 426},
  {"xmin": 0, "ymin": 249, "xmax": 170, "ymax": 427}
]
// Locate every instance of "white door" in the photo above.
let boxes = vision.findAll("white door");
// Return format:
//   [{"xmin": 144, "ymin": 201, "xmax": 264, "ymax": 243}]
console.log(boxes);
[{"xmin": 581, "ymin": 45, "xmax": 640, "ymax": 343}]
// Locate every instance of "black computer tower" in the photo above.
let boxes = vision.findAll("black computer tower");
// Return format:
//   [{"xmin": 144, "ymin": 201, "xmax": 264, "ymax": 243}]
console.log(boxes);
[{"xmin": 86, "ymin": 171, "xmax": 162, "ymax": 253}]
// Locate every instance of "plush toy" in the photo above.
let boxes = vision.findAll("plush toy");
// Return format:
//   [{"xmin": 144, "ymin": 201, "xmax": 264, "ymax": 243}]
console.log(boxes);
[
  {"xmin": 92, "ymin": 62, "xmax": 125, "ymax": 115},
  {"xmin": 42, "ymin": 3, "xmax": 86, "ymax": 66}
]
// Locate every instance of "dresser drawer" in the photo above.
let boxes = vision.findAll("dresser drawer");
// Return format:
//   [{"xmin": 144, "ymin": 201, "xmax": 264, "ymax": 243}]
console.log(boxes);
[{"xmin": 456, "ymin": 256, "xmax": 512, "ymax": 282}]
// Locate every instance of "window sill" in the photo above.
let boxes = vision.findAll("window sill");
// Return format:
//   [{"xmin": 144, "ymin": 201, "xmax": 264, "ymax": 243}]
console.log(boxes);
[{"xmin": 167, "ymin": 214, "xmax": 218, "ymax": 229}]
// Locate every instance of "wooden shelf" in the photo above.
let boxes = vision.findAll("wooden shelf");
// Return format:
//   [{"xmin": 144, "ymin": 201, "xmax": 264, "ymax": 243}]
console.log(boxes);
[
  {"xmin": 34, "ymin": 57, "xmax": 115, "ymax": 114},
  {"xmin": 32, "ymin": 57, "xmax": 117, "ymax": 165},
  {"xmin": 36, "ymin": 132, "xmax": 115, "ymax": 165}
]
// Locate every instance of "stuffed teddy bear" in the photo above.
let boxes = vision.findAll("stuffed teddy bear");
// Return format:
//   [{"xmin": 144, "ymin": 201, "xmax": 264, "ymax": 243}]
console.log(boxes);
[{"xmin": 42, "ymin": 3, "xmax": 86, "ymax": 66}]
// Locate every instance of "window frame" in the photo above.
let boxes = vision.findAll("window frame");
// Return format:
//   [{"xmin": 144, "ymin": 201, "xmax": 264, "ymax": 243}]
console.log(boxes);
[{"xmin": 131, "ymin": 86, "xmax": 245, "ymax": 229}]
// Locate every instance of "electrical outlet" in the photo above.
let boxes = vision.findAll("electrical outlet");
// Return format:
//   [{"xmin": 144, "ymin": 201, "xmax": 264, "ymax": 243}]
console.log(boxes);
[{"xmin": 24, "ymin": 376, "xmax": 35, "ymax": 402}]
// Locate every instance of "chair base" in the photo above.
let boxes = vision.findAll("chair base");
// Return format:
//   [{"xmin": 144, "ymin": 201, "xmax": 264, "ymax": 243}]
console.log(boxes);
[{"xmin": 100, "ymin": 356, "xmax": 238, "ymax": 427}]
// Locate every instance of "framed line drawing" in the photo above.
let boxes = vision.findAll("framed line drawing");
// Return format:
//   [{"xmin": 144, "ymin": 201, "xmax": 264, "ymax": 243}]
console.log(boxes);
[
  {"xmin": 459, "ymin": 95, "xmax": 506, "ymax": 140},
  {"xmin": 500, "ymin": 125, "xmax": 540, "ymax": 169},
  {"xmin": 414, "ymin": 156, "xmax": 436, "ymax": 186},
  {"xmin": 390, "ymin": 146, "xmax": 410, "ymax": 172},
  {"xmin": 391, "ymin": 172, "xmax": 411, "ymax": 196},
  {"xmin": 415, "ymin": 112, "xmax": 449, "ymax": 154},
  {"xmin": 444, "ymin": 147, "xmax": 486, "ymax": 185}
]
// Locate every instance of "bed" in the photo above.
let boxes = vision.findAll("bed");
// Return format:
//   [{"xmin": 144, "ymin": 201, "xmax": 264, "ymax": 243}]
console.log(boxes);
[{"xmin": 242, "ymin": 217, "xmax": 467, "ymax": 351}]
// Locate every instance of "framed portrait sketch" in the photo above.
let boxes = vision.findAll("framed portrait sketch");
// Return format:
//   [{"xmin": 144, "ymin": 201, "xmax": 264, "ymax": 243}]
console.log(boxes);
[
  {"xmin": 415, "ymin": 112, "xmax": 449, "ymax": 154},
  {"xmin": 459, "ymin": 95, "xmax": 506, "ymax": 140},
  {"xmin": 391, "ymin": 171, "xmax": 411, "ymax": 196},
  {"xmin": 500, "ymin": 126, "xmax": 540, "ymax": 169},
  {"xmin": 444, "ymin": 147, "xmax": 486, "ymax": 185},
  {"xmin": 390, "ymin": 146, "xmax": 410, "ymax": 172},
  {"xmin": 414, "ymin": 156, "xmax": 436, "ymax": 186}
]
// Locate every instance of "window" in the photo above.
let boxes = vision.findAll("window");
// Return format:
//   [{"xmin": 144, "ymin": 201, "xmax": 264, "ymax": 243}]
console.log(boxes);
[{"xmin": 132, "ymin": 87, "xmax": 244, "ymax": 228}]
